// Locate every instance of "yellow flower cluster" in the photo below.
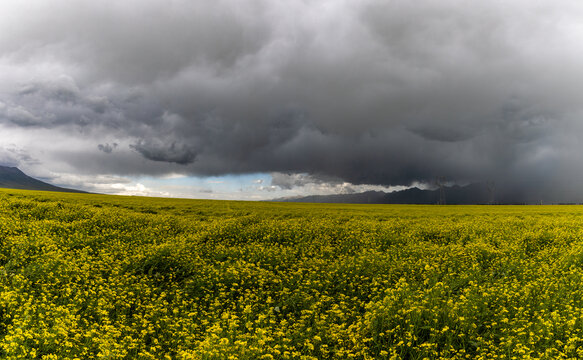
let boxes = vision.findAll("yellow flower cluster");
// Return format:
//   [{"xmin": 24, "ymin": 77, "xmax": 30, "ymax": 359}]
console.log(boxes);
[{"xmin": 1, "ymin": 190, "xmax": 583, "ymax": 359}]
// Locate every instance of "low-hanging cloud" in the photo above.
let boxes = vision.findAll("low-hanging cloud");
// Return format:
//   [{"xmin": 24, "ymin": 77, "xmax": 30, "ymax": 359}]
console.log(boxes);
[
  {"xmin": 130, "ymin": 140, "xmax": 197, "ymax": 165},
  {"xmin": 97, "ymin": 143, "xmax": 117, "ymax": 154},
  {"xmin": 1, "ymin": 0, "xmax": 583, "ymax": 202}
]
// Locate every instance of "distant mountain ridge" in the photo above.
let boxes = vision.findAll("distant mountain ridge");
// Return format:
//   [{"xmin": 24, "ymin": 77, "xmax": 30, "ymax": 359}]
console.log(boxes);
[
  {"xmin": 273, "ymin": 183, "xmax": 506, "ymax": 205},
  {"xmin": 0, "ymin": 166, "xmax": 85, "ymax": 193}
]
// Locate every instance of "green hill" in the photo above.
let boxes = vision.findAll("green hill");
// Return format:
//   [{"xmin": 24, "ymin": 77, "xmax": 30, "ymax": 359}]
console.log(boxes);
[{"xmin": 0, "ymin": 165, "xmax": 85, "ymax": 193}]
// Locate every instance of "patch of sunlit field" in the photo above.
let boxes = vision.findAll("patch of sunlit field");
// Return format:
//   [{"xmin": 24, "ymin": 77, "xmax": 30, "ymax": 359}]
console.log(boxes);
[{"xmin": 2, "ymin": 189, "xmax": 583, "ymax": 359}]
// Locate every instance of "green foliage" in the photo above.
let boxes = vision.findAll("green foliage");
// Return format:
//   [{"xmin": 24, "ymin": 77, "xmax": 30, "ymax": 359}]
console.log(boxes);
[{"xmin": 0, "ymin": 189, "xmax": 583, "ymax": 358}]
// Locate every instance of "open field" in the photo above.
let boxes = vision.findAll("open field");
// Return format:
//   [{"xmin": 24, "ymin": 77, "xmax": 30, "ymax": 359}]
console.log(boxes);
[{"xmin": 1, "ymin": 189, "xmax": 583, "ymax": 359}]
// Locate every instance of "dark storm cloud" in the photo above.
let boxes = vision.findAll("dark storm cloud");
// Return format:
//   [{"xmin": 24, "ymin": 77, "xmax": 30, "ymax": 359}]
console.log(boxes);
[
  {"xmin": 97, "ymin": 143, "xmax": 117, "ymax": 154},
  {"xmin": 130, "ymin": 140, "xmax": 197, "ymax": 165},
  {"xmin": 2, "ymin": 0, "xmax": 583, "ymax": 202}
]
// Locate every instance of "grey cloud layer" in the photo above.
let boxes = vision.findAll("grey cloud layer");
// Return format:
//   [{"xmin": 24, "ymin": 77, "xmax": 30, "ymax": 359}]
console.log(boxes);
[{"xmin": 1, "ymin": 0, "xmax": 583, "ymax": 202}]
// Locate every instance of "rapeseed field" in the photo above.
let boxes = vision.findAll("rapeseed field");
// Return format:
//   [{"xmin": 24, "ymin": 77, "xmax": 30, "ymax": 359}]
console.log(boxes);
[{"xmin": 1, "ymin": 188, "xmax": 583, "ymax": 359}]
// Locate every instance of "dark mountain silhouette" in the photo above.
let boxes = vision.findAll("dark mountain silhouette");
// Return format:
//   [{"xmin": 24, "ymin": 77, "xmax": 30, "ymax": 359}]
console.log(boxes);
[
  {"xmin": 272, "ymin": 183, "xmax": 513, "ymax": 204},
  {"xmin": 0, "ymin": 166, "xmax": 85, "ymax": 193}
]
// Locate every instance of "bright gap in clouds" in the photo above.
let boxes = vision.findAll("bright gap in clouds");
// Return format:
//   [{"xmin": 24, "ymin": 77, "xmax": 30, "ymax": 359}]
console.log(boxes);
[{"xmin": 81, "ymin": 173, "xmax": 410, "ymax": 200}]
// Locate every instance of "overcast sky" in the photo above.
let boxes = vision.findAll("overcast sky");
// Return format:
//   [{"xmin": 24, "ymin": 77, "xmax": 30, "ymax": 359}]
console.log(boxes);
[{"xmin": 1, "ymin": 0, "xmax": 583, "ymax": 202}]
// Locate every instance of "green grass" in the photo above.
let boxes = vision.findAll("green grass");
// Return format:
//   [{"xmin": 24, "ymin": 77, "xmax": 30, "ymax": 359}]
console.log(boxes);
[{"xmin": 0, "ymin": 188, "xmax": 583, "ymax": 359}]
